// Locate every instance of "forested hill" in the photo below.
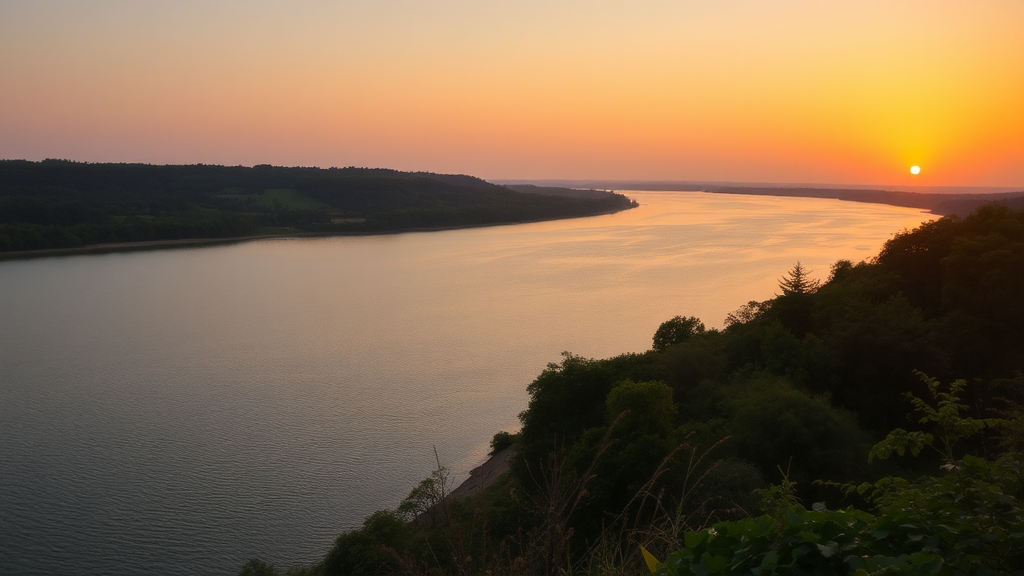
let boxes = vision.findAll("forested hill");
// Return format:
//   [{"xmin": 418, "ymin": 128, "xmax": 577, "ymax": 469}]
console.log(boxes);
[{"xmin": 0, "ymin": 160, "xmax": 636, "ymax": 254}]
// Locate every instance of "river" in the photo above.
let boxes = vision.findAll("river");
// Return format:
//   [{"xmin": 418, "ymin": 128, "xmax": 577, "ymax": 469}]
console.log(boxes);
[{"xmin": 0, "ymin": 191, "xmax": 933, "ymax": 574}]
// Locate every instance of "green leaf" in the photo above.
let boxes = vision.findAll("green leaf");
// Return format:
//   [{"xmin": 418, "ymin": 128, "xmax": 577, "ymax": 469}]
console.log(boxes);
[
  {"xmin": 799, "ymin": 531, "xmax": 820, "ymax": 543},
  {"xmin": 685, "ymin": 530, "xmax": 709, "ymax": 550},
  {"xmin": 817, "ymin": 542, "xmax": 839, "ymax": 558},
  {"xmin": 760, "ymin": 549, "xmax": 779, "ymax": 572},
  {"xmin": 705, "ymin": 554, "xmax": 728, "ymax": 573}
]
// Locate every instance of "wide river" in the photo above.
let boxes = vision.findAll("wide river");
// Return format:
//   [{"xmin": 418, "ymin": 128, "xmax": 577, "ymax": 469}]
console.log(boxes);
[{"xmin": 0, "ymin": 191, "xmax": 933, "ymax": 575}]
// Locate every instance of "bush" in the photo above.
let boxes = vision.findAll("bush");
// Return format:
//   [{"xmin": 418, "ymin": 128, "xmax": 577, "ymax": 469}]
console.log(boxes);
[
  {"xmin": 320, "ymin": 510, "xmax": 411, "ymax": 576},
  {"xmin": 238, "ymin": 559, "xmax": 277, "ymax": 576},
  {"xmin": 490, "ymin": 430, "xmax": 518, "ymax": 453}
]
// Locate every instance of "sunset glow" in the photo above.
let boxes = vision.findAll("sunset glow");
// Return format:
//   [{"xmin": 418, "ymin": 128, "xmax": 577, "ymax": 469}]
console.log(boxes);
[{"xmin": 1, "ymin": 1, "xmax": 1022, "ymax": 186}]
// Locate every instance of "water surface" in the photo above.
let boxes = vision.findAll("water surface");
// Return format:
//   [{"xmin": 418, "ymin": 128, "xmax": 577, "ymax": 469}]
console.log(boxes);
[{"xmin": 0, "ymin": 191, "xmax": 933, "ymax": 574}]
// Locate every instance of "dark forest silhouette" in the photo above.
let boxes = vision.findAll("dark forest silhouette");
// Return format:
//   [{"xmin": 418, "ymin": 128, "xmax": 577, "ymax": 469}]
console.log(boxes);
[{"xmin": 0, "ymin": 161, "xmax": 636, "ymax": 254}]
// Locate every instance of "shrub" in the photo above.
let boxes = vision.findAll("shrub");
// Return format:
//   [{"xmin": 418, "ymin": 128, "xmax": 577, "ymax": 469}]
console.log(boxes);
[{"xmin": 490, "ymin": 430, "xmax": 518, "ymax": 453}]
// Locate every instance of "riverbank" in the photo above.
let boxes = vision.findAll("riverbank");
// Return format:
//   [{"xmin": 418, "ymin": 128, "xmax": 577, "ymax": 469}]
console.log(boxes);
[
  {"xmin": 412, "ymin": 446, "xmax": 513, "ymax": 528},
  {"xmin": 0, "ymin": 234, "xmax": 285, "ymax": 260},
  {"xmin": 0, "ymin": 204, "xmax": 633, "ymax": 261},
  {"xmin": 449, "ymin": 446, "xmax": 513, "ymax": 501}
]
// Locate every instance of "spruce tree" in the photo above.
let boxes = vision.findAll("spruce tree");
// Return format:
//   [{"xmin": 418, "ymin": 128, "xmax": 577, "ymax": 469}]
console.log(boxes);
[{"xmin": 778, "ymin": 261, "xmax": 820, "ymax": 295}]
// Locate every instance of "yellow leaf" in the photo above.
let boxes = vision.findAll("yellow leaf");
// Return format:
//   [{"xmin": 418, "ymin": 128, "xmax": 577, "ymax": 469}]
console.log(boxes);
[{"xmin": 640, "ymin": 545, "xmax": 661, "ymax": 573}]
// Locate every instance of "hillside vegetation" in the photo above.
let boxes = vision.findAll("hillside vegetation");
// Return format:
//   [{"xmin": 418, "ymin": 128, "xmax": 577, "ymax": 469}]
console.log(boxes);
[
  {"xmin": 243, "ymin": 204, "xmax": 1024, "ymax": 576},
  {"xmin": 0, "ymin": 160, "xmax": 636, "ymax": 253}
]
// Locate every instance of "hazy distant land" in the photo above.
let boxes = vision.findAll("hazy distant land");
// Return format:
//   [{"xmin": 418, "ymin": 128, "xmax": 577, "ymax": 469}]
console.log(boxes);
[
  {"xmin": 499, "ymin": 179, "xmax": 1024, "ymax": 216},
  {"xmin": 0, "ymin": 161, "xmax": 636, "ymax": 257},
  {"xmin": 708, "ymin": 186, "xmax": 1024, "ymax": 216},
  {"xmin": 5, "ymin": 161, "xmax": 1022, "ymax": 258}
]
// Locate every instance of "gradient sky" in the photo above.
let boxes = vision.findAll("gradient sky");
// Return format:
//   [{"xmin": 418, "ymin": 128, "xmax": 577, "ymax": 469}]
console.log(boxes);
[{"xmin": 1, "ymin": 1, "xmax": 1022, "ymax": 186}]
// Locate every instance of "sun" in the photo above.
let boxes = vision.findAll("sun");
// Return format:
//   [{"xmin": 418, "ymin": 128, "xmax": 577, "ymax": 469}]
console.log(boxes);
[{"xmin": 910, "ymin": 165, "xmax": 921, "ymax": 175}]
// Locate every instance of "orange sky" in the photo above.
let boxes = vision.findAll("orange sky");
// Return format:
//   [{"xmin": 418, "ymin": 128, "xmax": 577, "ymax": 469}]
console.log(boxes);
[{"xmin": 1, "ymin": 1, "xmax": 1021, "ymax": 186}]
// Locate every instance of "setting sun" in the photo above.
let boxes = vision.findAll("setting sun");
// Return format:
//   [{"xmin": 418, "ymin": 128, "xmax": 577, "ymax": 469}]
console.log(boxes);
[{"xmin": 910, "ymin": 165, "xmax": 921, "ymax": 175}]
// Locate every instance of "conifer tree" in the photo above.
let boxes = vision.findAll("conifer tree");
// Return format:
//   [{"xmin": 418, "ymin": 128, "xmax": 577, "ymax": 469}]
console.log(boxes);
[{"xmin": 778, "ymin": 261, "xmax": 820, "ymax": 296}]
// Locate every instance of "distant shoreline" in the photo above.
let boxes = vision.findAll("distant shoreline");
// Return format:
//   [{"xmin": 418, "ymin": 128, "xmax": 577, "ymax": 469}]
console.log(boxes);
[
  {"xmin": 7, "ymin": 185, "xmax": 1023, "ymax": 261},
  {"xmin": 0, "ymin": 205, "xmax": 630, "ymax": 261},
  {"xmin": 0, "ymin": 161, "xmax": 637, "ymax": 260},
  {"xmin": 494, "ymin": 179, "xmax": 1024, "ymax": 196},
  {"xmin": 497, "ymin": 180, "xmax": 1024, "ymax": 217},
  {"xmin": 699, "ymin": 186, "xmax": 1024, "ymax": 216}
]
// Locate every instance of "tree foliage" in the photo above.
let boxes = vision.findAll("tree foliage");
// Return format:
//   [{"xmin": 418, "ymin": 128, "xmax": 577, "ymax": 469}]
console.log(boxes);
[
  {"xmin": 653, "ymin": 316, "xmax": 707, "ymax": 351},
  {"xmin": 777, "ymin": 261, "xmax": 821, "ymax": 296},
  {"xmin": 648, "ymin": 376, "xmax": 1024, "ymax": 576},
  {"xmin": 723, "ymin": 300, "xmax": 772, "ymax": 327}
]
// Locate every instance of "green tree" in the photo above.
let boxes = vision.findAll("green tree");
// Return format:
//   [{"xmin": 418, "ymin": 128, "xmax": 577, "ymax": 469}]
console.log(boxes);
[
  {"xmin": 320, "ymin": 510, "xmax": 412, "ymax": 576},
  {"xmin": 238, "ymin": 559, "xmax": 277, "ymax": 576},
  {"xmin": 775, "ymin": 262, "xmax": 821, "ymax": 336},
  {"xmin": 723, "ymin": 300, "xmax": 772, "ymax": 327},
  {"xmin": 397, "ymin": 467, "xmax": 450, "ymax": 524},
  {"xmin": 653, "ymin": 316, "xmax": 706, "ymax": 352},
  {"xmin": 490, "ymin": 430, "xmax": 518, "ymax": 453},
  {"xmin": 777, "ymin": 261, "xmax": 820, "ymax": 295},
  {"xmin": 728, "ymin": 377, "xmax": 870, "ymax": 490},
  {"xmin": 825, "ymin": 258, "xmax": 854, "ymax": 285},
  {"xmin": 606, "ymin": 379, "xmax": 677, "ymax": 438}
]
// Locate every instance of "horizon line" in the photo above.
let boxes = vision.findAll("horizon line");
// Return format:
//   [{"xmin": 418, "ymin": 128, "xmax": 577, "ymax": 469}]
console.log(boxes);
[
  {"xmin": 4, "ymin": 159, "xmax": 1020, "ymax": 194},
  {"xmin": 492, "ymin": 178, "xmax": 1024, "ymax": 195}
]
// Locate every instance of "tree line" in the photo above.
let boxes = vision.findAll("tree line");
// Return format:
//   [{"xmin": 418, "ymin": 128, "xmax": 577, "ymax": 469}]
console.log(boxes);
[{"xmin": 0, "ymin": 160, "xmax": 636, "ymax": 252}]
